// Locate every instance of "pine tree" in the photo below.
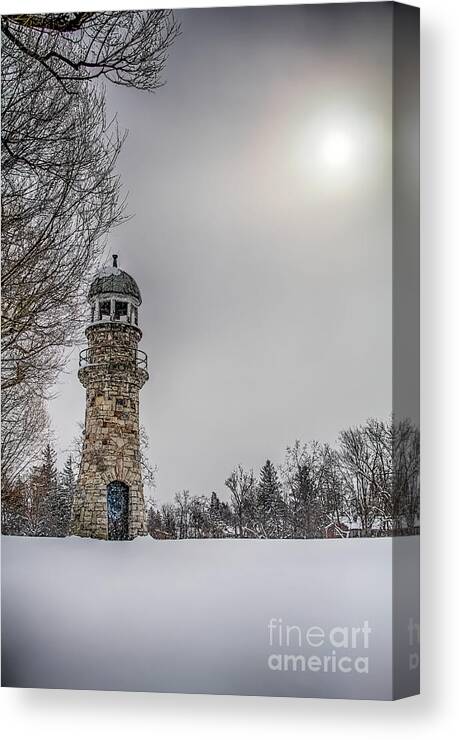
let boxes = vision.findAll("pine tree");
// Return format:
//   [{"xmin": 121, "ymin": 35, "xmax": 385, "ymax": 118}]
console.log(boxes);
[
  {"xmin": 189, "ymin": 496, "xmax": 209, "ymax": 538},
  {"xmin": 161, "ymin": 503, "xmax": 177, "ymax": 538},
  {"xmin": 283, "ymin": 441, "xmax": 326, "ymax": 538},
  {"xmin": 39, "ymin": 444, "xmax": 59, "ymax": 536},
  {"xmin": 24, "ymin": 444, "xmax": 59, "ymax": 535},
  {"xmin": 58, "ymin": 455, "xmax": 77, "ymax": 537},
  {"xmin": 257, "ymin": 460, "xmax": 283, "ymax": 538},
  {"xmin": 1, "ymin": 476, "xmax": 28, "ymax": 535},
  {"xmin": 147, "ymin": 505, "xmax": 163, "ymax": 538},
  {"xmin": 208, "ymin": 492, "xmax": 225, "ymax": 538}
]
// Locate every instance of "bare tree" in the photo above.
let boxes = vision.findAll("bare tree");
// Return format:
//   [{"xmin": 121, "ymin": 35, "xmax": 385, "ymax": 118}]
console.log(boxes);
[
  {"xmin": 139, "ymin": 425, "xmax": 157, "ymax": 489},
  {"xmin": 339, "ymin": 419, "xmax": 392, "ymax": 535},
  {"xmin": 2, "ymin": 79, "xmax": 125, "ymax": 395},
  {"xmin": 174, "ymin": 490, "xmax": 192, "ymax": 539},
  {"xmin": 1, "ymin": 385, "xmax": 49, "ymax": 490},
  {"xmin": 225, "ymin": 465, "xmax": 255, "ymax": 538},
  {"xmin": 2, "ymin": 11, "xmax": 179, "ymax": 92},
  {"xmin": 1, "ymin": 10, "xmax": 179, "ymax": 481},
  {"xmin": 317, "ymin": 444, "xmax": 349, "ymax": 529}
]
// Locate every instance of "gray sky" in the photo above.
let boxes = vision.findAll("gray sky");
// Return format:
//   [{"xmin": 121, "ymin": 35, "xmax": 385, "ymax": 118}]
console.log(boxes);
[{"xmin": 49, "ymin": 3, "xmax": 393, "ymax": 502}]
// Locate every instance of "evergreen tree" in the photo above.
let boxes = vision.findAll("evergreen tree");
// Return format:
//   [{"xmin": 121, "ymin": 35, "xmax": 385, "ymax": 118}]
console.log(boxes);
[
  {"xmin": 1, "ymin": 476, "xmax": 28, "ymax": 535},
  {"xmin": 161, "ymin": 503, "xmax": 177, "ymax": 538},
  {"xmin": 257, "ymin": 460, "xmax": 284, "ymax": 537},
  {"xmin": 147, "ymin": 505, "xmax": 163, "ymax": 538},
  {"xmin": 189, "ymin": 496, "xmax": 209, "ymax": 538},
  {"xmin": 58, "ymin": 455, "xmax": 77, "ymax": 537},
  {"xmin": 24, "ymin": 444, "xmax": 59, "ymax": 535},
  {"xmin": 208, "ymin": 492, "xmax": 226, "ymax": 538}
]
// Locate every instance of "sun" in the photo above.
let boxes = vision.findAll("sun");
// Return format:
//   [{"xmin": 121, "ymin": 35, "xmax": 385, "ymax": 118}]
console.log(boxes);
[
  {"xmin": 319, "ymin": 129, "xmax": 354, "ymax": 168},
  {"xmin": 294, "ymin": 111, "xmax": 377, "ymax": 192}
]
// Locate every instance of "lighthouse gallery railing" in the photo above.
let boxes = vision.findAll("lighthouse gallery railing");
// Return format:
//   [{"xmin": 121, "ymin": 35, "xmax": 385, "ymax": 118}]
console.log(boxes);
[{"xmin": 78, "ymin": 346, "xmax": 148, "ymax": 371}]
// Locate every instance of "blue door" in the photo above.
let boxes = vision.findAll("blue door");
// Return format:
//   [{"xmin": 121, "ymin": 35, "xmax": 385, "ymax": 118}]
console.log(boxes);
[{"xmin": 107, "ymin": 481, "xmax": 129, "ymax": 540}]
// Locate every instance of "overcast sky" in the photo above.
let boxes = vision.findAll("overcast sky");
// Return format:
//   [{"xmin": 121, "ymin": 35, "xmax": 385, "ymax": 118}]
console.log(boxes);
[{"xmin": 49, "ymin": 3, "xmax": 394, "ymax": 502}]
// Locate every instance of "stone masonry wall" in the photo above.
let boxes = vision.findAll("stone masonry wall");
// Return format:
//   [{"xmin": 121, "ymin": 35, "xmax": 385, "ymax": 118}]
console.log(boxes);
[{"xmin": 71, "ymin": 323, "xmax": 149, "ymax": 539}]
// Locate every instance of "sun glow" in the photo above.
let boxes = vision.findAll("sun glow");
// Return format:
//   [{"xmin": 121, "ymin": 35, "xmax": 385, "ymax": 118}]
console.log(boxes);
[
  {"xmin": 319, "ymin": 129, "xmax": 354, "ymax": 169},
  {"xmin": 294, "ymin": 110, "xmax": 379, "ymax": 195}
]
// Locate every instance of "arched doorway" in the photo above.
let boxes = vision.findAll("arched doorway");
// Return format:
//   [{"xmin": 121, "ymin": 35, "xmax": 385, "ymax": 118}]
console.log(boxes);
[{"xmin": 107, "ymin": 481, "xmax": 129, "ymax": 540}]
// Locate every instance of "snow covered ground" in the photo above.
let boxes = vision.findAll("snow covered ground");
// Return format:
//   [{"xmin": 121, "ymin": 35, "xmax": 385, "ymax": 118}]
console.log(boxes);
[{"xmin": 1, "ymin": 535, "xmax": 419, "ymax": 699}]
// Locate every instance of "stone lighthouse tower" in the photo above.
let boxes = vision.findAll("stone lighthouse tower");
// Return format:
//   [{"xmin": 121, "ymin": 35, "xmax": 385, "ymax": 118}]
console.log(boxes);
[{"xmin": 71, "ymin": 256, "xmax": 149, "ymax": 540}]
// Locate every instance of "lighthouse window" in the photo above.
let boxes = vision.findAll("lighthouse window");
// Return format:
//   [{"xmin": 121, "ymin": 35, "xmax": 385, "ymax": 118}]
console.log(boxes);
[
  {"xmin": 99, "ymin": 301, "xmax": 111, "ymax": 321},
  {"xmin": 133, "ymin": 307, "xmax": 138, "ymax": 326},
  {"xmin": 115, "ymin": 301, "xmax": 128, "ymax": 322}
]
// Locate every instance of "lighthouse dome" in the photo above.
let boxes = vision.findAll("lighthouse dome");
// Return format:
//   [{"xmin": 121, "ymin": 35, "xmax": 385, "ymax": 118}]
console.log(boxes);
[
  {"xmin": 87, "ymin": 256, "xmax": 142, "ymax": 327},
  {"xmin": 88, "ymin": 256, "xmax": 142, "ymax": 305}
]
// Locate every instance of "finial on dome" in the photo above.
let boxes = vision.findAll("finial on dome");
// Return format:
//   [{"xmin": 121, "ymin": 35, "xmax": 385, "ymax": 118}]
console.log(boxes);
[{"xmin": 113, "ymin": 254, "xmax": 118, "ymax": 268}]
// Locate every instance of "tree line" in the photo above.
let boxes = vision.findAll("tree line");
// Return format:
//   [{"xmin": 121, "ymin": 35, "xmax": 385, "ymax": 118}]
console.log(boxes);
[
  {"xmin": 1, "ymin": 418, "xmax": 419, "ymax": 540},
  {"xmin": 147, "ymin": 418, "xmax": 419, "ymax": 540}
]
